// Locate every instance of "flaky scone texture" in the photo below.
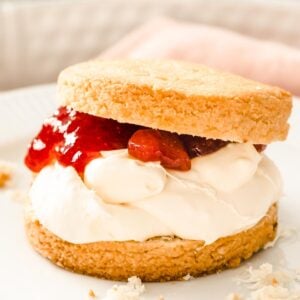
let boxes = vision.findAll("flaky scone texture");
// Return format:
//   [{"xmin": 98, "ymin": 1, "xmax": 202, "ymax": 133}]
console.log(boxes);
[
  {"xmin": 58, "ymin": 60, "xmax": 292, "ymax": 144},
  {"xmin": 25, "ymin": 203, "xmax": 277, "ymax": 282}
]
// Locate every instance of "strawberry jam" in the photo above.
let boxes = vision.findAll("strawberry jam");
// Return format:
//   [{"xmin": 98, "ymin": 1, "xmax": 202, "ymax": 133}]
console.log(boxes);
[
  {"xmin": 25, "ymin": 106, "xmax": 138, "ymax": 174},
  {"xmin": 254, "ymin": 144, "xmax": 267, "ymax": 153},
  {"xmin": 181, "ymin": 135, "xmax": 229, "ymax": 158},
  {"xmin": 25, "ymin": 106, "xmax": 266, "ymax": 174}
]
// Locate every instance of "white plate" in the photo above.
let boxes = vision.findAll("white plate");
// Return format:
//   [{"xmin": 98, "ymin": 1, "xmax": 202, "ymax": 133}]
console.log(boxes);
[{"xmin": 0, "ymin": 84, "xmax": 299, "ymax": 300}]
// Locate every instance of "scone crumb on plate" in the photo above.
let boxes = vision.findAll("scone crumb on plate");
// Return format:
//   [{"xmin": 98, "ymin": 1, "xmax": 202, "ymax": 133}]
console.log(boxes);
[
  {"xmin": 182, "ymin": 274, "xmax": 194, "ymax": 281},
  {"xmin": 0, "ymin": 161, "xmax": 13, "ymax": 187},
  {"xmin": 88, "ymin": 289, "xmax": 96, "ymax": 298},
  {"xmin": 226, "ymin": 293, "xmax": 243, "ymax": 300},
  {"xmin": 237, "ymin": 263, "xmax": 294, "ymax": 288},
  {"xmin": 0, "ymin": 161, "xmax": 31, "ymax": 203},
  {"xmin": 229, "ymin": 263, "xmax": 300, "ymax": 299},
  {"xmin": 102, "ymin": 276, "xmax": 145, "ymax": 300}
]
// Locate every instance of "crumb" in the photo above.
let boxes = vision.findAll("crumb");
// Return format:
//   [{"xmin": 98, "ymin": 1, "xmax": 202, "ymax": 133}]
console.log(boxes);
[
  {"xmin": 0, "ymin": 161, "xmax": 13, "ymax": 187},
  {"xmin": 158, "ymin": 296, "xmax": 165, "ymax": 300},
  {"xmin": 0, "ymin": 172, "xmax": 10, "ymax": 187},
  {"xmin": 226, "ymin": 293, "xmax": 243, "ymax": 300},
  {"xmin": 88, "ymin": 289, "xmax": 96, "ymax": 298},
  {"xmin": 236, "ymin": 263, "xmax": 294, "ymax": 289},
  {"xmin": 182, "ymin": 274, "xmax": 194, "ymax": 281},
  {"xmin": 231, "ymin": 263, "xmax": 300, "ymax": 300},
  {"xmin": 271, "ymin": 277, "xmax": 279, "ymax": 286},
  {"xmin": 102, "ymin": 276, "xmax": 145, "ymax": 300},
  {"xmin": 0, "ymin": 161, "xmax": 31, "ymax": 204}
]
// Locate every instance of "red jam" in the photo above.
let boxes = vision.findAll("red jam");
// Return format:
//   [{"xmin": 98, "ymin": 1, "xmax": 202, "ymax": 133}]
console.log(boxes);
[
  {"xmin": 25, "ymin": 107, "xmax": 138, "ymax": 174},
  {"xmin": 25, "ymin": 106, "xmax": 267, "ymax": 174},
  {"xmin": 128, "ymin": 129, "xmax": 191, "ymax": 171},
  {"xmin": 180, "ymin": 135, "xmax": 229, "ymax": 158},
  {"xmin": 254, "ymin": 144, "xmax": 267, "ymax": 153}
]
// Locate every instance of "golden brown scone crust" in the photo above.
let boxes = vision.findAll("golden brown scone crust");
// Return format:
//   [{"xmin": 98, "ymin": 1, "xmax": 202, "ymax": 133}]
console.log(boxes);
[
  {"xmin": 58, "ymin": 60, "xmax": 292, "ymax": 144},
  {"xmin": 25, "ymin": 204, "xmax": 277, "ymax": 282}
]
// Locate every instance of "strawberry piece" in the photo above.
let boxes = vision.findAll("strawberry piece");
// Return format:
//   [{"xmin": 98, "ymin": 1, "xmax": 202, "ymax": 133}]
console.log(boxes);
[
  {"xmin": 128, "ymin": 129, "xmax": 191, "ymax": 171},
  {"xmin": 180, "ymin": 135, "xmax": 229, "ymax": 158}
]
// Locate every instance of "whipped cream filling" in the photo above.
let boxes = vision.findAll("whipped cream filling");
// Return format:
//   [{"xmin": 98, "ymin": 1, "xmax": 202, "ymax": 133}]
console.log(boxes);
[{"xmin": 29, "ymin": 143, "xmax": 282, "ymax": 244}]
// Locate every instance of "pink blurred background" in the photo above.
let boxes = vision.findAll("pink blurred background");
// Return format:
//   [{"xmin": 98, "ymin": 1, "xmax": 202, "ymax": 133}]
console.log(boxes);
[{"xmin": 1, "ymin": 0, "xmax": 300, "ymax": 94}]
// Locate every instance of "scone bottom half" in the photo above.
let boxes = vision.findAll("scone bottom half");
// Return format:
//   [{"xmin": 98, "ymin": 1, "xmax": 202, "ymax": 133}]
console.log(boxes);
[{"xmin": 25, "ymin": 204, "xmax": 277, "ymax": 282}]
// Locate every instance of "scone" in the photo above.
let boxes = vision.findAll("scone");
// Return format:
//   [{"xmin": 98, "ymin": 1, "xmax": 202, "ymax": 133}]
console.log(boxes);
[{"xmin": 24, "ymin": 60, "xmax": 292, "ymax": 282}]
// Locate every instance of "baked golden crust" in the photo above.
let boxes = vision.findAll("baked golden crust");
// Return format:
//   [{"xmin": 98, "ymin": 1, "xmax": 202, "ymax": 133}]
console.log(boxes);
[
  {"xmin": 25, "ymin": 204, "xmax": 277, "ymax": 282},
  {"xmin": 58, "ymin": 60, "xmax": 292, "ymax": 144}
]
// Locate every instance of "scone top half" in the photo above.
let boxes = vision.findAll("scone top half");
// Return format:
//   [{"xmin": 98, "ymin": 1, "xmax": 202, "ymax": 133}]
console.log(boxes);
[{"xmin": 58, "ymin": 59, "xmax": 292, "ymax": 144}]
